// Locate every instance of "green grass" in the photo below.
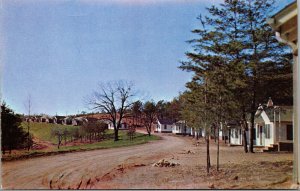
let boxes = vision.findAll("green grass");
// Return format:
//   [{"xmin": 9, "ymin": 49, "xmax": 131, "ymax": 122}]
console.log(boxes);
[
  {"xmin": 21, "ymin": 122, "xmax": 78, "ymax": 144},
  {"xmin": 4, "ymin": 122, "xmax": 160, "ymax": 161},
  {"xmin": 55, "ymin": 132, "xmax": 160, "ymax": 152}
]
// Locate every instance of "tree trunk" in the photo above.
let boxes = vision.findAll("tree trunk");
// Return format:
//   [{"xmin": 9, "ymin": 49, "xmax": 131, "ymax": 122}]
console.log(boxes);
[
  {"xmin": 243, "ymin": 129, "xmax": 248, "ymax": 153},
  {"xmin": 206, "ymin": 135, "xmax": 211, "ymax": 174},
  {"xmin": 114, "ymin": 128, "xmax": 119, "ymax": 141},
  {"xmin": 249, "ymin": 111, "xmax": 255, "ymax": 153},
  {"xmin": 58, "ymin": 138, "xmax": 61, "ymax": 149},
  {"xmin": 214, "ymin": 127, "xmax": 217, "ymax": 143},
  {"xmin": 228, "ymin": 129, "xmax": 231, "ymax": 146},
  {"xmin": 217, "ymin": 124, "xmax": 220, "ymax": 171}
]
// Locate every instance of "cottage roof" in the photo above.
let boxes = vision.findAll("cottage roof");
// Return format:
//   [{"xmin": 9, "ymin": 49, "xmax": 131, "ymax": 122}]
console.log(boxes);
[
  {"xmin": 267, "ymin": 1, "xmax": 297, "ymax": 52},
  {"xmin": 255, "ymin": 106, "xmax": 292, "ymax": 123},
  {"xmin": 158, "ymin": 118, "xmax": 174, "ymax": 125}
]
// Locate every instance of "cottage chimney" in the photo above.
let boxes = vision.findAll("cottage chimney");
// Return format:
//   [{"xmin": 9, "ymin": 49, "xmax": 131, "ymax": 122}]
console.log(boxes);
[{"xmin": 267, "ymin": 97, "xmax": 274, "ymax": 108}]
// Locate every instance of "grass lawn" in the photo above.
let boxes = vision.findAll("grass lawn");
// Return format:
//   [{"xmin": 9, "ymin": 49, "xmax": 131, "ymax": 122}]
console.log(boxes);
[
  {"xmin": 4, "ymin": 122, "xmax": 160, "ymax": 161},
  {"xmin": 21, "ymin": 122, "xmax": 77, "ymax": 144}
]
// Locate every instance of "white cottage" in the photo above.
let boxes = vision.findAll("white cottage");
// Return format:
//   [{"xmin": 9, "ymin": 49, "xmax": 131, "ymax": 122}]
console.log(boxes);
[
  {"xmin": 172, "ymin": 120, "xmax": 191, "ymax": 135},
  {"xmin": 190, "ymin": 128, "xmax": 205, "ymax": 138},
  {"xmin": 218, "ymin": 123, "xmax": 230, "ymax": 142},
  {"xmin": 228, "ymin": 121, "xmax": 249, "ymax": 146},
  {"xmin": 108, "ymin": 121, "xmax": 129, "ymax": 130},
  {"xmin": 156, "ymin": 119, "xmax": 173, "ymax": 133},
  {"xmin": 254, "ymin": 104, "xmax": 293, "ymax": 151}
]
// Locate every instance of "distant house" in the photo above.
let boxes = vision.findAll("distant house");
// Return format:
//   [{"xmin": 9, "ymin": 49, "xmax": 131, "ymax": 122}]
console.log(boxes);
[
  {"xmin": 40, "ymin": 115, "xmax": 49, "ymax": 123},
  {"xmin": 107, "ymin": 121, "xmax": 129, "ymax": 130},
  {"xmin": 190, "ymin": 128, "xmax": 204, "ymax": 138},
  {"xmin": 172, "ymin": 120, "xmax": 191, "ymax": 135},
  {"xmin": 218, "ymin": 123, "xmax": 230, "ymax": 142},
  {"xmin": 254, "ymin": 104, "xmax": 293, "ymax": 151},
  {"xmin": 48, "ymin": 116, "xmax": 57, "ymax": 124},
  {"xmin": 56, "ymin": 116, "xmax": 65, "ymax": 124},
  {"xmin": 156, "ymin": 119, "xmax": 173, "ymax": 133},
  {"xmin": 84, "ymin": 114, "xmax": 131, "ymax": 130},
  {"xmin": 228, "ymin": 120, "xmax": 248, "ymax": 146},
  {"xmin": 63, "ymin": 117, "xmax": 77, "ymax": 125},
  {"xmin": 74, "ymin": 117, "xmax": 88, "ymax": 126}
]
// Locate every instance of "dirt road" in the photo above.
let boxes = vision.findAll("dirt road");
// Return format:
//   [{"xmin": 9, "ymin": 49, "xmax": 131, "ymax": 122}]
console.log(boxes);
[
  {"xmin": 2, "ymin": 133, "xmax": 293, "ymax": 189},
  {"xmin": 2, "ymin": 134, "xmax": 188, "ymax": 189}
]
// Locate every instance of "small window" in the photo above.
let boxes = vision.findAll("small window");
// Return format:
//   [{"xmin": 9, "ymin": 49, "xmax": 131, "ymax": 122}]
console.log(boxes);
[
  {"xmin": 286, "ymin": 125, "xmax": 293, "ymax": 140},
  {"xmin": 265, "ymin": 124, "xmax": 271, "ymax": 139},
  {"xmin": 164, "ymin": 125, "xmax": 167, "ymax": 129}
]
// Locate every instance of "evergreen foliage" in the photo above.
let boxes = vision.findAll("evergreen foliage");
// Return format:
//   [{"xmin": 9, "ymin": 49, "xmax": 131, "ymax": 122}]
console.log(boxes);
[
  {"xmin": 1, "ymin": 102, "xmax": 32, "ymax": 154},
  {"xmin": 179, "ymin": 0, "xmax": 293, "ymax": 166}
]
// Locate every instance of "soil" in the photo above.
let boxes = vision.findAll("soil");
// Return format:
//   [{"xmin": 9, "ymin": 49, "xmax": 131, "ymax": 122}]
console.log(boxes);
[{"xmin": 2, "ymin": 132, "xmax": 294, "ymax": 189}]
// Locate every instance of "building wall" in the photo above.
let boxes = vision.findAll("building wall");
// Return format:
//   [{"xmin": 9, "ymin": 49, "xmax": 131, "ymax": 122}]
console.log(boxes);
[
  {"xmin": 157, "ymin": 123, "xmax": 172, "ymax": 133},
  {"xmin": 172, "ymin": 123, "xmax": 191, "ymax": 134},
  {"xmin": 230, "ymin": 128, "xmax": 242, "ymax": 145},
  {"xmin": 255, "ymin": 122, "xmax": 293, "ymax": 147},
  {"xmin": 108, "ymin": 122, "xmax": 128, "ymax": 130}
]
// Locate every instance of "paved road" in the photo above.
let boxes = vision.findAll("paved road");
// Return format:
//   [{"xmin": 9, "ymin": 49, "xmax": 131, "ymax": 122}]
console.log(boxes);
[{"xmin": 2, "ymin": 134, "xmax": 186, "ymax": 189}]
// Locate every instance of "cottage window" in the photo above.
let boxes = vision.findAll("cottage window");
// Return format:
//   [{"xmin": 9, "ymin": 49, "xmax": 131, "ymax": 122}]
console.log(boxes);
[
  {"xmin": 164, "ymin": 125, "xmax": 167, "ymax": 129},
  {"xmin": 286, "ymin": 125, "xmax": 293, "ymax": 140}
]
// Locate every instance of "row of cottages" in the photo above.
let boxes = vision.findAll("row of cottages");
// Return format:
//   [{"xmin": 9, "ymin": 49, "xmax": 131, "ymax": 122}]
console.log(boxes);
[
  {"xmin": 25, "ymin": 115, "xmax": 56, "ymax": 123},
  {"xmin": 156, "ymin": 119, "xmax": 192, "ymax": 135},
  {"xmin": 62, "ymin": 116, "xmax": 88, "ymax": 126},
  {"xmin": 229, "ymin": 98, "xmax": 293, "ymax": 151},
  {"xmin": 25, "ymin": 115, "xmax": 89, "ymax": 126}
]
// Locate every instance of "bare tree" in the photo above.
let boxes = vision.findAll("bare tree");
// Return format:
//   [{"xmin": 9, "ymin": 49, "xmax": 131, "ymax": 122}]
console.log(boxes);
[
  {"xmin": 127, "ymin": 124, "xmax": 136, "ymax": 141},
  {"xmin": 51, "ymin": 127, "xmax": 63, "ymax": 149},
  {"xmin": 88, "ymin": 81, "xmax": 136, "ymax": 141}
]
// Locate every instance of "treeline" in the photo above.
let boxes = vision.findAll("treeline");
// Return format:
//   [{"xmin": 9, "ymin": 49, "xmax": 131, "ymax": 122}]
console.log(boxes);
[
  {"xmin": 178, "ymin": 0, "xmax": 292, "ymax": 173},
  {"xmin": 129, "ymin": 99, "xmax": 183, "ymax": 136}
]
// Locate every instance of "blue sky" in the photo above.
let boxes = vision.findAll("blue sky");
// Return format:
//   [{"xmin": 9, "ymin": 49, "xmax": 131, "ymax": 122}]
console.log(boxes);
[{"xmin": 1, "ymin": 0, "xmax": 294, "ymax": 115}]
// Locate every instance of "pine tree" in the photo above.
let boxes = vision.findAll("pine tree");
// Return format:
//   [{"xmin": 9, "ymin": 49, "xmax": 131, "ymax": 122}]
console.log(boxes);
[
  {"xmin": 180, "ymin": 0, "xmax": 292, "ymax": 155},
  {"xmin": 1, "ymin": 102, "xmax": 30, "ymax": 154}
]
